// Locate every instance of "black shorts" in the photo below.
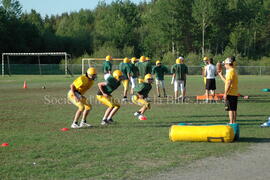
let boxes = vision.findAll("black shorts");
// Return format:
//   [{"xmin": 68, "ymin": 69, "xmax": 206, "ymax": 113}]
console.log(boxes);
[
  {"xmin": 225, "ymin": 95, "xmax": 238, "ymax": 111},
  {"xmin": 205, "ymin": 79, "xmax": 216, "ymax": 90}
]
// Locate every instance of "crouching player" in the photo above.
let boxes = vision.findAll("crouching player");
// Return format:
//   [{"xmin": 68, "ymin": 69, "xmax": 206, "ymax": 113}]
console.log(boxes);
[
  {"xmin": 132, "ymin": 74, "xmax": 153, "ymax": 120},
  {"xmin": 97, "ymin": 70, "xmax": 124, "ymax": 125},
  {"xmin": 68, "ymin": 67, "xmax": 97, "ymax": 128}
]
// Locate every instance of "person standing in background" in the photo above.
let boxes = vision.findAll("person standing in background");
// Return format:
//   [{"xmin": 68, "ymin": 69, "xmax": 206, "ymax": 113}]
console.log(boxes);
[
  {"xmin": 103, "ymin": 55, "xmax": 112, "ymax": 80},
  {"xmin": 204, "ymin": 58, "xmax": 217, "ymax": 103},
  {"xmin": 152, "ymin": 60, "xmax": 168, "ymax": 97},
  {"xmin": 130, "ymin": 57, "xmax": 139, "ymax": 95},
  {"xmin": 171, "ymin": 57, "xmax": 188, "ymax": 102}
]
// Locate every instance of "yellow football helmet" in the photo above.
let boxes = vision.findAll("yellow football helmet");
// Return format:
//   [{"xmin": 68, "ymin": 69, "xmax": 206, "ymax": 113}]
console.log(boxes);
[
  {"xmin": 87, "ymin": 67, "xmax": 97, "ymax": 75},
  {"xmin": 113, "ymin": 70, "xmax": 123, "ymax": 80},
  {"xmin": 144, "ymin": 74, "xmax": 153, "ymax": 82},
  {"xmin": 123, "ymin": 57, "xmax": 130, "ymax": 63},
  {"xmin": 106, "ymin": 55, "xmax": 112, "ymax": 61},
  {"xmin": 140, "ymin": 56, "xmax": 146, "ymax": 62},
  {"xmin": 203, "ymin": 56, "xmax": 209, "ymax": 61},
  {"xmin": 156, "ymin": 60, "xmax": 161, "ymax": 65},
  {"xmin": 176, "ymin": 58, "xmax": 181, "ymax": 64},
  {"xmin": 131, "ymin": 57, "xmax": 137, "ymax": 63},
  {"xmin": 146, "ymin": 57, "xmax": 150, "ymax": 61}
]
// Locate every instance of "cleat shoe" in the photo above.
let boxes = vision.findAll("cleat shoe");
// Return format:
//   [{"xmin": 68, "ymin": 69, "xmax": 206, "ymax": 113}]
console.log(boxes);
[
  {"xmin": 146, "ymin": 97, "xmax": 152, "ymax": 102},
  {"xmin": 138, "ymin": 115, "xmax": 147, "ymax": 120},
  {"xmin": 101, "ymin": 119, "xmax": 109, "ymax": 125},
  {"xmin": 80, "ymin": 122, "xmax": 92, "ymax": 128},
  {"xmin": 71, "ymin": 123, "xmax": 80, "ymax": 129},
  {"xmin": 134, "ymin": 112, "xmax": 141, "ymax": 117},
  {"xmin": 122, "ymin": 97, "xmax": 128, "ymax": 102},
  {"xmin": 260, "ymin": 122, "xmax": 270, "ymax": 127},
  {"xmin": 107, "ymin": 119, "xmax": 114, "ymax": 123}
]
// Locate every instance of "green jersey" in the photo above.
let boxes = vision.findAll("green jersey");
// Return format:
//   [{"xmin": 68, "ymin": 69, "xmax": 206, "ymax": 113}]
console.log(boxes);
[
  {"xmin": 97, "ymin": 76, "xmax": 120, "ymax": 95},
  {"xmin": 171, "ymin": 64, "xmax": 188, "ymax": 80},
  {"xmin": 130, "ymin": 63, "xmax": 139, "ymax": 78},
  {"xmin": 119, "ymin": 62, "xmax": 131, "ymax": 79},
  {"xmin": 152, "ymin": 65, "xmax": 168, "ymax": 80},
  {"xmin": 103, "ymin": 61, "xmax": 112, "ymax": 74},
  {"xmin": 136, "ymin": 62, "xmax": 147, "ymax": 79},
  {"xmin": 144, "ymin": 61, "xmax": 152, "ymax": 74},
  {"xmin": 134, "ymin": 82, "xmax": 152, "ymax": 98}
]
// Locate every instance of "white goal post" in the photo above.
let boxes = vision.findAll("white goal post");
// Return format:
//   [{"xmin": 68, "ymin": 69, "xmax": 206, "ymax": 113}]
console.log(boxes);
[
  {"xmin": 1, "ymin": 52, "xmax": 71, "ymax": 76},
  {"xmin": 81, "ymin": 58, "xmax": 123, "ymax": 75}
]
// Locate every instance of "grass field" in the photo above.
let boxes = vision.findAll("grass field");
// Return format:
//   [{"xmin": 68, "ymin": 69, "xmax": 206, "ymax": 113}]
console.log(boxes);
[{"xmin": 1, "ymin": 75, "xmax": 270, "ymax": 179}]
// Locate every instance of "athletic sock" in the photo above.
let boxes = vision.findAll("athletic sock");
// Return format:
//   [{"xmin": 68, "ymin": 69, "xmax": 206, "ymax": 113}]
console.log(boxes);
[{"xmin": 81, "ymin": 119, "xmax": 86, "ymax": 123}]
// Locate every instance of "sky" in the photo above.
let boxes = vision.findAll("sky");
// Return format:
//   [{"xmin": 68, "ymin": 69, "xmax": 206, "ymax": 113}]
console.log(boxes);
[{"xmin": 19, "ymin": 0, "xmax": 150, "ymax": 17}]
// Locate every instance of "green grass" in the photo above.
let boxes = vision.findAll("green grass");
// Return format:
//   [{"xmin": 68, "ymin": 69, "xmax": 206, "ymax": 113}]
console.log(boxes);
[{"xmin": 0, "ymin": 75, "xmax": 270, "ymax": 179}]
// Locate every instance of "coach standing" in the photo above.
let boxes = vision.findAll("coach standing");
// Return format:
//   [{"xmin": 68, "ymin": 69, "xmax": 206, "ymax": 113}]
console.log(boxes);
[{"xmin": 218, "ymin": 57, "xmax": 238, "ymax": 124}]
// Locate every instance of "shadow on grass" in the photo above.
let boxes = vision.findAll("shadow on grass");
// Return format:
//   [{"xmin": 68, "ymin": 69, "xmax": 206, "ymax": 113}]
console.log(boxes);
[
  {"xmin": 238, "ymin": 137, "xmax": 270, "ymax": 143},
  {"xmin": 86, "ymin": 122, "xmax": 173, "ymax": 129},
  {"xmin": 181, "ymin": 114, "xmax": 268, "ymax": 118}
]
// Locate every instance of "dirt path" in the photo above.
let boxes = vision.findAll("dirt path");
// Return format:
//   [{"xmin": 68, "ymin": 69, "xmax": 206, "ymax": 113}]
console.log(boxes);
[{"xmin": 150, "ymin": 143, "xmax": 270, "ymax": 180}]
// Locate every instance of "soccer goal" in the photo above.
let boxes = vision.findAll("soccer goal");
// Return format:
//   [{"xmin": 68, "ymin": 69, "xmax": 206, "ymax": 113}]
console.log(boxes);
[
  {"xmin": 81, "ymin": 57, "xmax": 123, "ymax": 75},
  {"xmin": 1, "ymin": 52, "xmax": 71, "ymax": 76}
]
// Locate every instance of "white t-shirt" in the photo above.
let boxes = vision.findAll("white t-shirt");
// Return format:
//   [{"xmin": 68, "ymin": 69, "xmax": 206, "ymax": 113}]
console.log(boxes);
[{"xmin": 205, "ymin": 64, "xmax": 216, "ymax": 79}]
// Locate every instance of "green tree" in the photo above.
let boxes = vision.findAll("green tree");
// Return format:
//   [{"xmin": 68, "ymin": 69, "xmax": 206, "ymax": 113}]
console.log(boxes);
[
  {"xmin": 141, "ymin": 0, "xmax": 194, "ymax": 58},
  {"xmin": 192, "ymin": 0, "xmax": 216, "ymax": 57},
  {"xmin": 1, "ymin": 0, "xmax": 21, "ymax": 18},
  {"xmin": 94, "ymin": 0, "xmax": 140, "ymax": 56}
]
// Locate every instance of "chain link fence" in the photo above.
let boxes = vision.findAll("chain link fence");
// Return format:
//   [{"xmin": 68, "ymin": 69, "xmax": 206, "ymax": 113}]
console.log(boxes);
[{"xmin": 1, "ymin": 64, "xmax": 270, "ymax": 76}]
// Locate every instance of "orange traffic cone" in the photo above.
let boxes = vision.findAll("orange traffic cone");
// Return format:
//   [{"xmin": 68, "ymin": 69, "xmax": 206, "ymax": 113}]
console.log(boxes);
[{"xmin": 23, "ymin": 81, "xmax": 28, "ymax": 89}]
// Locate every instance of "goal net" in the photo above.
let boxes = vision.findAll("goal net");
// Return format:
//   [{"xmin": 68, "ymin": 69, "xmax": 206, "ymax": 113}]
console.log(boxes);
[
  {"xmin": 82, "ymin": 58, "xmax": 123, "ymax": 75},
  {"xmin": 1, "ymin": 52, "xmax": 71, "ymax": 76}
]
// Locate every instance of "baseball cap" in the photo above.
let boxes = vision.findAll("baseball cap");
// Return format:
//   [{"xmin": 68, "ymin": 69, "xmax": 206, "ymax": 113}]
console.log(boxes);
[
  {"xmin": 224, "ymin": 57, "xmax": 233, "ymax": 64},
  {"xmin": 179, "ymin": 56, "xmax": 184, "ymax": 60}
]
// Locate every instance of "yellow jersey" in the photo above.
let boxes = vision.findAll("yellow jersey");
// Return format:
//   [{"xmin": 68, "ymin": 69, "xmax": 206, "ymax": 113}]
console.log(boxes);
[
  {"xmin": 73, "ymin": 75, "xmax": 94, "ymax": 95},
  {"xmin": 225, "ymin": 68, "xmax": 238, "ymax": 96}
]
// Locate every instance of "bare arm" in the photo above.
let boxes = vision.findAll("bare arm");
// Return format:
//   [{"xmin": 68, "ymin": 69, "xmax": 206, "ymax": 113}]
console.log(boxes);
[
  {"xmin": 138, "ymin": 94, "xmax": 144, "ymax": 99},
  {"xmin": 218, "ymin": 72, "xmax": 226, "ymax": 83},
  {"xmin": 98, "ymin": 82, "xmax": 108, "ymax": 97},
  {"xmin": 171, "ymin": 73, "xmax": 176, "ymax": 84},
  {"xmin": 70, "ymin": 84, "xmax": 79, "ymax": 102}
]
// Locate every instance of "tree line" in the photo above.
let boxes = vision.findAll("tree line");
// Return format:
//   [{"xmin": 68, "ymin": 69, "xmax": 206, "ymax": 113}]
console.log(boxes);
[{"xmin": 0, "ymin": 0, "xmax": 270, "ymax": 65}]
